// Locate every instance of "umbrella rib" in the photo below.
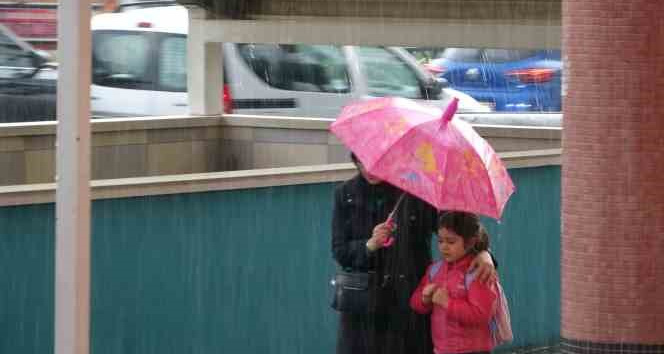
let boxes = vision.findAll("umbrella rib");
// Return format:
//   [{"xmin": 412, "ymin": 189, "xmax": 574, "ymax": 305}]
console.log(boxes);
[
  {"xmin": 365, "ymin": 117, "xmax": 422, "ymax": 173},
  {"xmin": 369, "ymin": 119, "xmax": 444, "ymax": 211},
  {"xmin": 459, "ymin": 126, "xmax": 500, "ymax": 216}
]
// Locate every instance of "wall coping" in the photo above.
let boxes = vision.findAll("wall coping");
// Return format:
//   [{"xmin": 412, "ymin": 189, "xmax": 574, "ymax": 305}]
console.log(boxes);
[
  {"xmin": 0, "ymin": 148, "xmax": 560, "ymax": 207},
  {"xmin": 0, "ymin": 114, "xmax": 562, "ymax": 139}
]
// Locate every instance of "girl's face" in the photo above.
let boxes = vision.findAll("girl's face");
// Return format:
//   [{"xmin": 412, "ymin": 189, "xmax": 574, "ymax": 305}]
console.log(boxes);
[{"xmin": 437, "ymin": 227, "xmax": 472, "ymax": 263}]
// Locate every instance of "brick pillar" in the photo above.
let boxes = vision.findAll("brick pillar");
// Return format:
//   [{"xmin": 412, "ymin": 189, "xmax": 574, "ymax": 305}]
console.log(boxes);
[{"xmin": 562, "ymin": 0, "xmax": 664, "ymax": 353}]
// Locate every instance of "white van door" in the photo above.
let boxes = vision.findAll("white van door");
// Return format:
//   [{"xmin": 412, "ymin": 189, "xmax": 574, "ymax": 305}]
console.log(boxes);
[
  {"xmin": 228, "ymin": 43, "xmax": 355, "ymax": 119},
  {"xmin": 150, "ymin": 33, "xmax": 189, "ymax": 116},
  {"xmin": 91, "ymin": 30, "xmax": 159, "ymax": 117}
]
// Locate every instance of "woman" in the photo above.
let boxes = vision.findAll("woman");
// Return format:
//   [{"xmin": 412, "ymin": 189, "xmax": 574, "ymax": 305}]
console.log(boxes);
[{"xmin": 332, "ymin": 154, "xmax": 496, "ymax": 354}]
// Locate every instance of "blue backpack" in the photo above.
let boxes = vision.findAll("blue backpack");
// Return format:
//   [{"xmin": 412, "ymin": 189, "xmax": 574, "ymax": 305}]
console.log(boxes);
[{"xmin": 428, "ymin": 260, "xmax": 513, "ymax": 347}]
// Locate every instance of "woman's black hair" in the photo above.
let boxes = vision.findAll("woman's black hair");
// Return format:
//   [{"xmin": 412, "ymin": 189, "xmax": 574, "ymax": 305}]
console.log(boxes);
[
  {"xmin": 438, "ymin": 211, "xmax": 489, "ymax": 254},
  {"xmin": 350, "ymin": 152, "xmax": 359, "ymax": 164}
]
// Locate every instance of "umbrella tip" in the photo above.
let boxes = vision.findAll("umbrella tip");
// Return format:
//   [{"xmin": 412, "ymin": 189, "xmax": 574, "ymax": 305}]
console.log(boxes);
[{"xmin": 442, "ymin": 97, "xmax": 459, "ymax": 124}]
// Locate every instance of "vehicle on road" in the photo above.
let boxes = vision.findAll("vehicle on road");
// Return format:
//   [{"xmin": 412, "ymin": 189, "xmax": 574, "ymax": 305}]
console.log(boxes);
[
  {"xmin": 90, "ymin": 4, "xmax": 491, "ymax": 118},
  {"xmin": 0, "ymin": 24, "xmax": 57, "ymax": 123},
  {"xmin": 425, "ymin": 48, "xmax": 562, "ymax": 112}
]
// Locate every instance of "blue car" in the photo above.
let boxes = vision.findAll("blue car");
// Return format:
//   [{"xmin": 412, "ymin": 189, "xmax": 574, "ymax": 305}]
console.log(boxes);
[{"xmin": 426, "ymin": 48, "xmax": 562, "ymax": 112}]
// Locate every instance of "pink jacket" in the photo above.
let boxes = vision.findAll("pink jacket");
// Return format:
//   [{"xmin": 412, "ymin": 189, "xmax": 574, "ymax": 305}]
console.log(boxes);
[{"xmin": 410, "ymin": 255, "xmax": 497, "ymax": 354}]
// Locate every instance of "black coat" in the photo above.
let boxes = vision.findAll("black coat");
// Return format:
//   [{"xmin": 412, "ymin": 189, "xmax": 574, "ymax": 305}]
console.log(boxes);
[{"xmin": 332, "ymin": 174, "xmax": 437, "ymax": 354}]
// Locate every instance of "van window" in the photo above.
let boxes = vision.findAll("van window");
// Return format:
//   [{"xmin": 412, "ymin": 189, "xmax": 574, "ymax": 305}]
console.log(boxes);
[
  {"xmin": 357, "ymin": 47, "xmax": 422, "ymax": 99},
  {"xmin": 92, "ymin": 31, "xmax": 154, "ymax": 90},
  {"xmin": 237, "ymin": 44, "xmax": 350, "ymax": 93},
  {"xmin": 158, "ymin": 35, "xmax": 187, "ymax": 92}
]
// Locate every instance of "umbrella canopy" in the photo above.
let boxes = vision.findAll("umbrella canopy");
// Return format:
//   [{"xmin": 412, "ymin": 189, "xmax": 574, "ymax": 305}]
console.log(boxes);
[{"xmin": 331, "ymin": 97, "xmax": 514, "ymax": 219}]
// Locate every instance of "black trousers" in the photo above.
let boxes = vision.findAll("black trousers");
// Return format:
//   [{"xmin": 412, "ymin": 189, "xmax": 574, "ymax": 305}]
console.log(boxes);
[
  {"xmin": 336, "ymin": 313, "xmax": 369, "ymax": 354},
  {"xmin": 336, "ymin": 312, "xmax": 433, "ymax": 354}
]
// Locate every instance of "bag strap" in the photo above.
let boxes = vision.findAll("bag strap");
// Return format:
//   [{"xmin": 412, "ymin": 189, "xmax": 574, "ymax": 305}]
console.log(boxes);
[
  {"xmin": 429, "ymin": 261, "xmax": 479, "ymax": 287},
  {"xmin": 428, "ymin": 260, "xmax": 444, "ymax": 281},
  {"xmin": 463, "ymin": 267, "xmax": 513, "ymax": 345},
  {"xmin": 464, "ymin": 269, "xmax": 478, "ymax": 289}
]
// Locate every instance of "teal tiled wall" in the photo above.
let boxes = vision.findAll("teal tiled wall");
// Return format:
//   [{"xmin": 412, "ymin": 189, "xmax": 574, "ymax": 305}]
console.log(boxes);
[{"xmin": 0, "ymin": 166, "xmax": 560, "ymax": 354}]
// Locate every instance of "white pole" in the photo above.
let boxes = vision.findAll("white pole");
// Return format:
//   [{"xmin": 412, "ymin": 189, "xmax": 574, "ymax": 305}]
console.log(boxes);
[
  {"xmin": 55, "ymin": 1, "xmax": 91, "ymax": 354},
  {"xmin": 187, "ymin": 7, "xmax": 222, "ymax": 115}
]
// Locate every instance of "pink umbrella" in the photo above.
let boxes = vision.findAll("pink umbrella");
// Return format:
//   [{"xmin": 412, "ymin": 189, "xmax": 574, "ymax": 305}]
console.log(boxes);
[{"xmin": 331, "ymin": 97, "xmax": 514, "ymax": 219}]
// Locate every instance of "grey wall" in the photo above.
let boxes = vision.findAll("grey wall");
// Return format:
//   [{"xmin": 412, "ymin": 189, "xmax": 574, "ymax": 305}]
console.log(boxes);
[{"xmin": 0, "ymin": 115, "xmax": 561, "ymax": 186}]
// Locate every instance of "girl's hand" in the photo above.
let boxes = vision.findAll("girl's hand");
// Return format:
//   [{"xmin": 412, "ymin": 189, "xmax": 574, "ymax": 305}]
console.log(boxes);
[
  {"xmin": 422, "ymin": 283, "xmax": 438, "ymax": 305},
  {"xmin": 431, "ymin": 287, "xmax": 449, "ymax": 308},
  {"xmin": 367, "ymin": 221, "xmax": 393, "ymax": 251},
  {"xmin": 469, "ymin": 251, "xmax": 496, "ymax": 284}
]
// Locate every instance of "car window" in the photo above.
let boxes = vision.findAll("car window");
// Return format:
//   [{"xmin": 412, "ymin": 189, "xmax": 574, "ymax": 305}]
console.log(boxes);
[
  {"xmin": 237, "ymin": 43, "xmax": 350, "ymax": 93},
  {"xmin": 157, "ymin": 34, "xmax": 187, "ymax": 92},
  {"xmin": 0, "ymin": 31, "xmax": 34, "ymax": 77},
  {"xmin": 92, "ymin": 31, "xmax": 154, "ymax": 90},
  {"xmin": 442, "ymin": 48, "xmax": 538, "ymax": 63},
  {"xmin": 441, "ymin": 48, "xmax": 482, "ymax": 62},
  {"xmin": 357, "ymin": 47, "xmax": 422, "ymax": 99},
  {"xmin": 483, "ymin": 49, "xmax": 537, "ymax": 63}
]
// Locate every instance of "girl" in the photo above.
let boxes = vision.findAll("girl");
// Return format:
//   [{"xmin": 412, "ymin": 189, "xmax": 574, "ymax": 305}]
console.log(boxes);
[{"xmin": 410, "ymin": 211, "xmax": 497, "ymax": 354}]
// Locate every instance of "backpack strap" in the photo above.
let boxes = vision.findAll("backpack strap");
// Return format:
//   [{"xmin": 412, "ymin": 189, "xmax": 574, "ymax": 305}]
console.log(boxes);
[
  {"xmin": 427, "ymin": 260, "xmax": 444, "ymax": 281},
  {"xmin": 464, "ymin": 269, "xmax": 479, "ymax": 289}
]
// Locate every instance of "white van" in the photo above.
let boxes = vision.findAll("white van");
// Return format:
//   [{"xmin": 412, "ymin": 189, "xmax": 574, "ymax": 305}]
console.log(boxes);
[{"xmin": 90, "ymin": 4, "xmax": 490, "ymax": 118}]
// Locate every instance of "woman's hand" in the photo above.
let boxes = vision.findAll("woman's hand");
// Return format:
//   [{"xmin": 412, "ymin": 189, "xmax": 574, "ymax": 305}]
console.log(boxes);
[
  {"xmin": 366, "ymin": 221, "xmax": 393, "ymax": 252},
  {"xmin": 469, "ymin": 251, "xmax": 496, "ymax": 284},
  {"xmin": 422, "ymin": 283, "xmax": 438, "ymax": 305},
  {"xmin": 431, "ymin": 287, "xmax": 449, "ymax": 308}
]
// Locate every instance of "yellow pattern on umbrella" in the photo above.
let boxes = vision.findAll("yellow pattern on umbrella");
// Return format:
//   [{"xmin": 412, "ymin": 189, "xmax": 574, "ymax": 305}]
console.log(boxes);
[
  {"xmin": 463, "ymin": 149, "xmax": 484, "ymax": 178},
  {"xmin": 416, "ymin": 142, "xmax": 445, "ymax": 183}
]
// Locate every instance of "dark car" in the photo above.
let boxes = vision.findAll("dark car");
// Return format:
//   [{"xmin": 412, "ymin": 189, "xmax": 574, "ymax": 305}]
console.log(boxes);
[
  {"xmin": 0, "ymin": 24, "xmax": 57, "ymax": 123},
  {"xmin": 426, "ymin": 48, "xmax": 562, "ymax": 112}
]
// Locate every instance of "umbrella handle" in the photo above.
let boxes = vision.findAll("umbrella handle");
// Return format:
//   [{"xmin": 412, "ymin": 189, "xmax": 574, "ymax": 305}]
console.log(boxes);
[
  {"xmin": 388, "ymin": 193, "xmax": 406, "ymax": 220},
  {"xmin": 382, "ymin": 193, "xmax": 406, "ymax": 247}
]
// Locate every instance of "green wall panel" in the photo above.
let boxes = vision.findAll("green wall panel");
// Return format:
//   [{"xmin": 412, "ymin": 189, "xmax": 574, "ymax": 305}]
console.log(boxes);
[
  {"xmin": 0, "ymin": 165, "xmax": 560, "ymax": 354},
  {"xmin": 484, "ymin": 165, "xmax": 561, "ymax": 350},
  {"xmin": 0, "ymin": 203, "xmax": 55, "ymax": 354},
  {"xmin": 91, "ymin": 185, "xmax": 337, "ymax": 354}
]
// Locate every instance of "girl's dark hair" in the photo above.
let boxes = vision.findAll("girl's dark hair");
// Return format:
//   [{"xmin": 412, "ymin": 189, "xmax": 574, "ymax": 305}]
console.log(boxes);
[{"xmin": 438, "ymin": 211, "xmax": 490, "ymax": 254}]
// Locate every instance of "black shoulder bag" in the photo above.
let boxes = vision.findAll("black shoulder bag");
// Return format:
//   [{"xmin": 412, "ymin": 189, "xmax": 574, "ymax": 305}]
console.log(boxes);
[{"xmin": 330, "ymin": 269, "xmax": 370, "ymax": 314}]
